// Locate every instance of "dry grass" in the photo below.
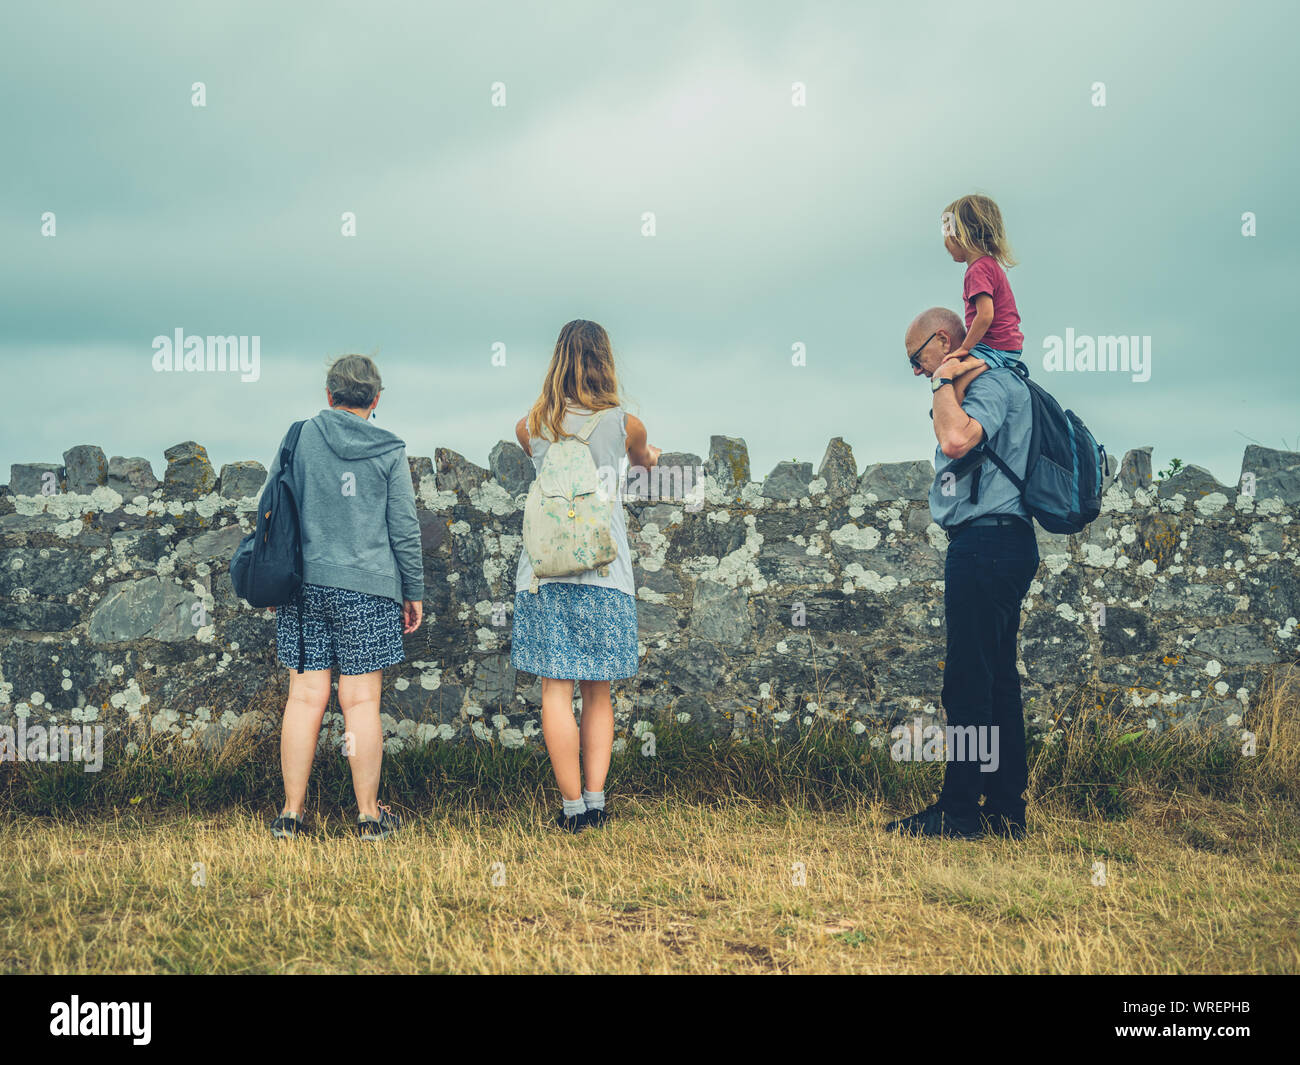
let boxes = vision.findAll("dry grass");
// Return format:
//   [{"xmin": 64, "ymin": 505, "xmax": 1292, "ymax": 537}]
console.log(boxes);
[
  {"xmin": 2, "ymin": 791, "xmax": 1297, "ymax": 974},
  {"xmin": 4, "ymin": 668, "xmax": 1297, "ymax": 973}
]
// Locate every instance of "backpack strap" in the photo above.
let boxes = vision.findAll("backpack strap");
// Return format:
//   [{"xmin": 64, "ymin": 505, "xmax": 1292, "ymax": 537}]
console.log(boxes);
[
  {"xmin": 295, "ymin": 585, "xmax": 305, "ymax": 674},
  {"xmin": 980, "ymin": 445, "xmax": 1025, "ymax": 492},
  {"xmin": 285, "ymin": 421, "xmax": 308, "ymax": 673},
  {"xmin": 938, "ymin": 364, "xmax": 1032, "ymax": 504},
  {"xmin": 574, "ymin": 409, "xmax": 608, "ymax": 442},
  {"xmin": 282, "ymin": 419, "xmax": 308, "ymax": 470},
  {"xmin": 950, "ymin": 440, "xmax": 1025, "ymax": 505}
]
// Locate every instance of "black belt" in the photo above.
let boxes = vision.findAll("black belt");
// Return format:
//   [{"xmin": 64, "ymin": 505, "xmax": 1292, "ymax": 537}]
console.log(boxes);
[{"xmin": 943, "ymin": 514, "xmax": 1031, "ymax": 539}]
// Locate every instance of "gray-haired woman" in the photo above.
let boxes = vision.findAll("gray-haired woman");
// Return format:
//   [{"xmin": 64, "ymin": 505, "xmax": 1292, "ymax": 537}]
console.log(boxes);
[{"xmin": 261, "ymin": 354, "xmax": 424, "ymax": 841}]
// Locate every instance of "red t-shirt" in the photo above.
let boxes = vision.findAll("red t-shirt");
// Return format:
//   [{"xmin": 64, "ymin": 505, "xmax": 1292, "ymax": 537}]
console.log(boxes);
[{"xmin": 963, "ymin": 256, "xmax": 1023, "ymax": 351}]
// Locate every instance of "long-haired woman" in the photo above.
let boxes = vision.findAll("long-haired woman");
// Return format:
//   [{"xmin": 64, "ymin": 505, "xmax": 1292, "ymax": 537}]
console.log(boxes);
[{"xmin": 511, "ymin": 320, "xmax": 659, "ymax": 832}]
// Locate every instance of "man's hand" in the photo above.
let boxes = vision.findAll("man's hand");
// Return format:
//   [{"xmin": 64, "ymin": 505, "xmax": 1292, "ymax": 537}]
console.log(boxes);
[{"xmin": 403, "ymin": 600, "xmax": 423, "ymax": 634}]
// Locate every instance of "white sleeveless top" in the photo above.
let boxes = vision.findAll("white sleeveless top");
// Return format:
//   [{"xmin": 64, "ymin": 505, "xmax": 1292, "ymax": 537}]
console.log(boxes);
[{"xmin": 514, "ymin": 405, "xmax": 636, "ymax": 597}]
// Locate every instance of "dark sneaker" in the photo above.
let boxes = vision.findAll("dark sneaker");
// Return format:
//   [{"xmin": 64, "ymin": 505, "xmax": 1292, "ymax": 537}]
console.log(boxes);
[
  {"xmin": 270, "ymin": 810, "xmax": 306, "ymax": 839},
  {"xmin": 555, "ymin": 811, "xmax": 586, "ymax": 833},
  {"xmin": 981, "ymin": 808, "xmax": 1027, "ymax": 840},
  {"xmin": 358, "ymin": 803, "xmax": 401, "ymax": 842},
  {"xmin": 885, "ymin": 803, "xmax": 985, "ymax": 839},
  {"xmin": 583, "ymin": 806, "xmax": 609, "ymax": 829}
]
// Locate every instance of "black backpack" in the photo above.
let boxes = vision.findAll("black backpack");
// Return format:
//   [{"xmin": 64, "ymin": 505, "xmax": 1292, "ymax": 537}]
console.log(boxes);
[
  {"xmin": 949, "ymin": 362, "xmax": 1108, "ymax": 534},
  {"xmin": 229, "ymin": 420, "xmax": 308, "ymax": 672}
]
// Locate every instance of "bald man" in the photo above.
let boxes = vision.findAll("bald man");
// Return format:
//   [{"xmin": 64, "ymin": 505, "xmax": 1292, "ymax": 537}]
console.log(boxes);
[{"xmin": 887, "ymin": 307, "xmax": 1039, "ymax": 840}]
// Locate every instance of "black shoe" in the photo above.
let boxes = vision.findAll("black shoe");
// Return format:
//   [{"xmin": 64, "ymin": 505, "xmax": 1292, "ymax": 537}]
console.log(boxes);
[
  {"xmin": 583, "ymin": 806, "xmax": 609, "ymax": 828},
  {"xmin": 270, "ymin": 810, "xmax": 307, "ymax": 839},
  {"xmin": 981, "ymin": 808, "xmax": 1027, "ymax": 840},
  {"xmin": 555, "ymin": 810, "xmax": 587, "ymax": 833},
  {"xmin": 358, "ymin": 803, "xmax": 401, "ymax": 842},
  {"xmin": 885, "ymin": 802, "xmax": 985, "ymax": 839}
]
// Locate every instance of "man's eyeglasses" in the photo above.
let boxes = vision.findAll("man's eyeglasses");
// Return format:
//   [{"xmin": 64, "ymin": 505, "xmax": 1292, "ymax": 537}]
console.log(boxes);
[{"xmin": 908, "ymin": 332, "xmax": 938, "ymax": 370}]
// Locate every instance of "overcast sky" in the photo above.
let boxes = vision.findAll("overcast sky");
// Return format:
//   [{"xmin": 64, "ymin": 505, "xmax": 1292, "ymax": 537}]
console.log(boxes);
[{"xmin": 3, "ymin": 0, "xmax": 1296, "ymax": 488}]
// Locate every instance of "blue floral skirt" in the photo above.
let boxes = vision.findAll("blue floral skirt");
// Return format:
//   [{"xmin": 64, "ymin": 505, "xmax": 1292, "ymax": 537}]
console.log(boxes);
[{"xmin": 510, "ymin": 583, "xmax": 638, "ymax": 681}]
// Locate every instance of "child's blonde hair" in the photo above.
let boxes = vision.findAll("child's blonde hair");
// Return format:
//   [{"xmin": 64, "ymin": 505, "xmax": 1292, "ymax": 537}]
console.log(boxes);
[{"xmin": 942, "ymin": 194, "xmax": 1017, "ymax": 267}]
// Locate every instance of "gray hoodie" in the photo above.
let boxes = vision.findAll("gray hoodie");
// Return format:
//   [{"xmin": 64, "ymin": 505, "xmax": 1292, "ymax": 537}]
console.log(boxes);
[{"xmin": 264, "ymin": 408, "xmax": 424, "ymax": 604}]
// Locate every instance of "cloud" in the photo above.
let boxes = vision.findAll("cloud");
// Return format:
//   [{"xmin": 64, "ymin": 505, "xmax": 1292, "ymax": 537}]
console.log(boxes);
[{"xmin": 2, "ymin": 1, "xmax": 1297, "ymax": 486}]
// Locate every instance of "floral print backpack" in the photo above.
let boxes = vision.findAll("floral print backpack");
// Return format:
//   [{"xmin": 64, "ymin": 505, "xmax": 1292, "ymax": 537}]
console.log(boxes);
[{"xmin": 522, "ymin": 409, "xmax": 618, "ymax": 593}]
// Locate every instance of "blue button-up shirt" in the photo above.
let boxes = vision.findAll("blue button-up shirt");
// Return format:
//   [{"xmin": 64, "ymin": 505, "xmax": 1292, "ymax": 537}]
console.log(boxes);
[{"xmin": 929, "ymin": 367, "xmax": 1032, "ymax": 528}]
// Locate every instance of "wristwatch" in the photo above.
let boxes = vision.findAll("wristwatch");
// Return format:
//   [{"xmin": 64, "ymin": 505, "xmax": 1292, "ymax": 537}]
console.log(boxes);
[{"xmin": 931, "ymin": 376, "xmax": 954, "ymax": 394}]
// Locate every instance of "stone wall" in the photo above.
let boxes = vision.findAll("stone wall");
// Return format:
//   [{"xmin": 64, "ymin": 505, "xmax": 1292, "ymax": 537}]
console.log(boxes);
[{"xmin": 2, "ymin": 436, "xmax": 1298, "ymax": 756}]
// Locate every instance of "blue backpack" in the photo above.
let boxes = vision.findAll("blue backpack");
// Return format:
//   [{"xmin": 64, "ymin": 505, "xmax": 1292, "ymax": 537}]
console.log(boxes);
[
  {"xmin": 953, "ymin": 363, "xmax": 1108, "ymax": 534},
  {"xmin": 229, "ymin": 420, "xmax": 308, "ymax": 671}
]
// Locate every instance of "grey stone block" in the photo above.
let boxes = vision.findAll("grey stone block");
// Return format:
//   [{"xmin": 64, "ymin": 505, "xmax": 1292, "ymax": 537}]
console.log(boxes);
[
  {"xmin": 1189, "ymin": 624, "xmax": 1277, "ymax": 666},
  {"xmin": 1240, "ymin": 445, "xmax": 1300, "ymax": 505},
  {"xmin": 88, "ymin": 576, "xmax": 198, "ymax": 643},
  {"xmin": 688, "ymin": 581, "xmax": 752, "ymax": 646},
  {"xmin": 817, "ymin": 437, "xmax": 858, "ymax": 499},
  {"xmin": 162, "ymin": 441, "xmax": 217, "ymax": 498},
  {"xmin": 108, "ymin": 456, "xmax": 159, "ymax": 496},
  {"xmin": 761, "ymin": 461, "xmax": 813, "ymax": 501},
  {"xmin": 705, "ymin": 436, "xmax": 750, "ymax": 494},
  {"xmin": 0, "ymin": 548, "xmax": 98, "ymax": 596},
  {"xmin": 172, "ymin": 525, "xmax": 246, "ymax": 563},
  {"xmin": 9, "ymin": 463, "xmax": 64, "ymax": 497},
  {"xmin": 488, "ymin": 440, "xmax": 535, "ymax": 498},
  {"xmin": 1112, "ymin": 447, "xmax": 1153, "ymax": 493},
  {"xmin": 62, "ymin": 445, "xmax": 108, "ymax": 494},
  {"xmin": 858, "ymin": 460, "xmax": 934, "ymax": 501},
  {"xmin": 435, "ymin": 448, "xmax": 489, "ymax": 496},
  {"xmin": 217, "ymin": 461, "xmax": 266, "ymax": 500},
  {"xmin": 1157, "ymin": 464, "xmax": 1228, "ymax": 501}
]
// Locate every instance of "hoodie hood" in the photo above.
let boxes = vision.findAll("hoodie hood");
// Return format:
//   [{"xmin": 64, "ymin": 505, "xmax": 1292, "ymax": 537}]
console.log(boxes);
[{"xmin": 310, "ymin": 408, "xmax": 407, "ymax": 461}]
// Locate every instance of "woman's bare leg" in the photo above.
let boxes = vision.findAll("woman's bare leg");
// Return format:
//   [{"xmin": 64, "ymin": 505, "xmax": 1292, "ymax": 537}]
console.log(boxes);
[
  {"xmin": 541, "ymin": 676, "xmax": 581, "ymax": 801},
  {"xmin": 281, "ymin": 668, "xmax": 332, "ymax": 816},
  {"xmin": 577, "ymin": 679, "xmax": 614, "ymax": 793},
  {"xmin": 337, "ymin": 669, "xmax": 384, "ymax": 819}
]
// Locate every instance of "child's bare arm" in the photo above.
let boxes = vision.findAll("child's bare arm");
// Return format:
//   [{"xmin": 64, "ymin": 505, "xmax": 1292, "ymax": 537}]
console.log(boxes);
[
  {"xmin": 941, "ymin": 354, "xmax": 984, "ymax": 378},
  {"xmin": 959, "ymin": 293, "xmax": 995, "ymax": 353},
  {"xmin": 952, "ymin": 372, "xmax": 974, "ymax": 406},
  {"xmin": 939, "ymin": 357, "xmax": 989, "ymax": 407}
]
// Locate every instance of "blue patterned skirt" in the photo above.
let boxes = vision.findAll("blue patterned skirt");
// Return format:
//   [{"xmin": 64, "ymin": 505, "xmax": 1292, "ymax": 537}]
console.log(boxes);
[
  {"xmin": 510, "ymin": 583, "xmax": 639, "ymax": 681},
  {"xmin": 275, "ymin": 583, "xmax": 405, "ymax": 675}
]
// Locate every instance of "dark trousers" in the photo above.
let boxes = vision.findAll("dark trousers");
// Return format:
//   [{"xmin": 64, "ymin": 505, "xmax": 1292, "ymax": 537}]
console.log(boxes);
[{"xmin": 938, "ymin": 519, "xmax": 1039, "ymax": 817}]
